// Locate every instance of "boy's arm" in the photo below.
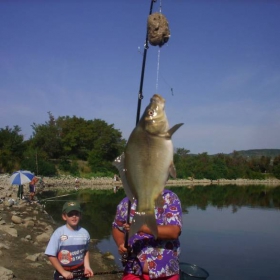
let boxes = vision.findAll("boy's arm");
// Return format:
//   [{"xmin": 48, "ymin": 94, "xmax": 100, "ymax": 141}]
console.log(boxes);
[
  {"xmin": 83, "ymin": 251, "xmax": 94, "ymax": 277},
  {"xmin": 47, "ymin": 256, "xmax": 73, "ymax": 279}
]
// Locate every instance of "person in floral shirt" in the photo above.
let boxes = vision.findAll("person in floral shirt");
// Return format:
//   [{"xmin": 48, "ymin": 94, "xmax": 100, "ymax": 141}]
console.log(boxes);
[{"xmin": 112, "ymin": 189, "xmax": 182, "ymax": 280}]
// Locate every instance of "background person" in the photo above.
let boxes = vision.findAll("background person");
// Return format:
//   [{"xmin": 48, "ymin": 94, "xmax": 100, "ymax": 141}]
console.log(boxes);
[
  {"xmin": 29, "ymin": 177, "xmax": 38, "ymax": 202},
  {"xmin": 112, "ymin": 189, "xmax": 182, "ymax": 280},
  {"xmin": 45, "ymin": 201, "xmax": 94, "ymax": 280},
  {"xmin": 17, "ymin": 184, "xmax": 24, "ymax": 199},
  {"xmin": 75, "ymin": 177, "xmax": 80, "ymax": 191},
  {"xmin": 113, "ymin": 174, "xmax": 120, "ymax": 193}
]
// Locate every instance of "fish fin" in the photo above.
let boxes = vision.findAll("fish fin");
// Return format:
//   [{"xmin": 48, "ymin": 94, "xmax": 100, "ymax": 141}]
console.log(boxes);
[
  {"xmin": 169, "ymin": 161, "xmax": 177, "ymax": 178},
  {"xmin": 155, "ymin": 194, "xmax": 164, "ymax": 208},
  {"xmin": 130, "ymin": 212, "xmax": 158, "ymax": 239},
  {"xmin": 168, "ymin": 123, "xmax": 184, "ymax": 137},
  {"xmin": 112, "ymin": 154, "xmax": 134, "ymax": 202}
]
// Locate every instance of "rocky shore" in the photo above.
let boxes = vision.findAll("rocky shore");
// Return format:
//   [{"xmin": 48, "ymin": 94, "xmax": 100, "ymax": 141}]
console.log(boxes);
[
  {"xmin": 4, "ymin": 174, "xmax": 279, "ymax": 192},
  {"xmin": 0, "ymin": 175, "xmax": 121, "ymax": 280}
]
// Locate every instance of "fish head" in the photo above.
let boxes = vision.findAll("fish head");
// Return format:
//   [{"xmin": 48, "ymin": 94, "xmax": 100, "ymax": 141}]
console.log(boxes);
[{"xmin": 141, "ymin": 94, "xmax": 169, "ymax": 135}]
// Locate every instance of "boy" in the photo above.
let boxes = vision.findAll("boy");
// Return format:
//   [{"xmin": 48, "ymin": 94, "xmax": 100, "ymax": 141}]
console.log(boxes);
[{"xmin": 45, "ymin": 201, "xmax": 94, "ymax": 280}]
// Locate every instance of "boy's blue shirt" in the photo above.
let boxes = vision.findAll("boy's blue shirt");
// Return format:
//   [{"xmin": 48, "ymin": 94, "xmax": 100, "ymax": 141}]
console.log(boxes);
[{"xmin": 45, "ymin": 224, "xmax": 90, "ymax": 267}]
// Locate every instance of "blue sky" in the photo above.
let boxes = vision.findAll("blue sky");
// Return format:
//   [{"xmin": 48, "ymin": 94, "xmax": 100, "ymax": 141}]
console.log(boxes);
[{"xmin": 1, "ymin": 0, "xmax": 279, "ymax": 155}]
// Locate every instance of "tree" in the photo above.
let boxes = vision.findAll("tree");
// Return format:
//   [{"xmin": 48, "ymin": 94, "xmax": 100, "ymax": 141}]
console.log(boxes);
[
  {"xmin": 212, "ymin": 154, "xmax": 229, "ymax": 179},
  {"xmin": 56, "ymin": 116, "xmax": 126, "ymax": 162},
  {"xmin": 31, "ymin": 112, "xmax": 62, "ymax": 159},
  {"xmin": 174, "ymin": 148, "xmax": 192, "ymax": 178},
  {"xmin": 272, "ymin": 155, "xmax": 280, "ymax": 179},
  {"xmin": 56, "ymin": 115, "xmax": 95, "ymax": 159},
  {"xmin": 0, "ymin": 125, "xmax": 25, "ymax": 172},
  {"xmin": 29, "ymin": 113, "xmax": 126, "ymax": 174},
  {"xmin": 87, "ymin": 119, "xmax": 126, "ymax": 173}
]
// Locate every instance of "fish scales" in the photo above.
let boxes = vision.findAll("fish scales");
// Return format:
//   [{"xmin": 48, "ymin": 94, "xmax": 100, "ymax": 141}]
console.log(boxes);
[{"xmin": 113, "ymin": 94, "xmax": 183, "ymax": 238}]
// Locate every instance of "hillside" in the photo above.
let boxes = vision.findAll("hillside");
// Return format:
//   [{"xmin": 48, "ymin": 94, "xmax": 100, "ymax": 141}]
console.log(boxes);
[{"xmin": 228, "ymin": 149, "xmax": 280, "ymax": 158}]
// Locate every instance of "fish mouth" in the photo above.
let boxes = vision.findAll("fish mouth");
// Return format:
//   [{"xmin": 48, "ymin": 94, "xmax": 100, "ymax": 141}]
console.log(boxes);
[{"xmin": 147, "ymin": 108, "xmax": 157, "ymax": 118}]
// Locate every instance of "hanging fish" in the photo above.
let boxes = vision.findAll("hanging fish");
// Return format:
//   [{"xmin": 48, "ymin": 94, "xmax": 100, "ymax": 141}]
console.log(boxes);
[
  {"xmin": 113, "ymin": 94, "xmax": 183, "ymax": 238},
  {"xmin": 147, "ymin": 12, "xmax": 170, "ymax": 47}
]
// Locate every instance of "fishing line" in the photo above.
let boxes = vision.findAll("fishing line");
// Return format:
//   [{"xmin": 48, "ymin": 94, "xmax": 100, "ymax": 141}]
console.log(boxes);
[
  {"xmin": 155, "ymin": 0, "xmax": 173, "ymax": 96},
  {"xmin": 159, "ymin": 0, "xmax": 162, "ymax": 13},
  {"xmin": 155, "ymin": 48, "xmax": 161, "ymax": 93},
  {"xmin": 155, "ymin": 0, "xmax": 162, "ymax": 93},
  {"xmin": 40, "ymin": 194, "xmax": 72, "ymax": 201},
  {"xmin": 160, "ymin": 72, "xmax": 174, "ymax": 96},
  {"xmin": 40, "ymin": 199, "xmax": 76, "ymax": 202}
]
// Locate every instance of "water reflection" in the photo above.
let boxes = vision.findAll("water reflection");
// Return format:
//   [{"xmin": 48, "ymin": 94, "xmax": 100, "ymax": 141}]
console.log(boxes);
[
  {"xmin": 41, "ymin": 184, "xmax": 280, "ymax": 240},
  {"xmin": 41, "ymin": 189, "xmax": 125, "ymax": 239},
  {"xmin": 41, "ymin": 185, "xmax": 280, "ymax": 280}
]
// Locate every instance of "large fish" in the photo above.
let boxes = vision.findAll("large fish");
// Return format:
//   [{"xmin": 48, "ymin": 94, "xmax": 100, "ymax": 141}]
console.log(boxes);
[{"xmin": 113, "ymin": 94, "xmax": 183, "ymax": 238}]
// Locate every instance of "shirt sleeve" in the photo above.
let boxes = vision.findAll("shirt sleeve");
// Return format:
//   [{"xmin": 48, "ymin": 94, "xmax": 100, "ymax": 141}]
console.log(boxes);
[
  {"xmin": 161, "ymin": 190, "xmax": 183, "ymax": 229},
  {"xmin": 112, "ymin": 198, "xmax": 128, "ymax": 232},
  {"xmin": 45, "ymin": 228, "xmax": 60, "ymax": 256},
  {"xmin": 85, "ymin": 229, "xmax": 90, "ymax": 251}
]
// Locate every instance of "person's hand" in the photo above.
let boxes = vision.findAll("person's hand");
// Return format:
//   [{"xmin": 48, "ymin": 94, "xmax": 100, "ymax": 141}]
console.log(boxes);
[
  {"xmin": 123, "ymin": 223, "xmax": 130, "ymax": 232},
  {"xmin": 117, "ymin": 242, "xmax": 127, "ymax": 255},
  {"xmin": 61, "ymin": 270, "xmax": 74, "ymax": 279},
  {"xmin": 84, "ymin": 267, "xmax": 94, "ymax": 278}
]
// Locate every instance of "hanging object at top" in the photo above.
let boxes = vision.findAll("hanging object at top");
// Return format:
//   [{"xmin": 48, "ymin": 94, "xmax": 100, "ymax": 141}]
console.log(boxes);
[{"xmin": 147, "ymin": 12, "xmax": 170, "ymax": 47}]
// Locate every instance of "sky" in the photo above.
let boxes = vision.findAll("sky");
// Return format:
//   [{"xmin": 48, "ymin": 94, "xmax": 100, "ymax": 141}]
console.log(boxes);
[{"xmin": 1, "ymin": 0, "xmax": 280, "ymax": 155}]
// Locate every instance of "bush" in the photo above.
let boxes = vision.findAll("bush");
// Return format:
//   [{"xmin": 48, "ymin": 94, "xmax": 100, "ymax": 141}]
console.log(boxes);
[{"xmin": 21, "ymin": 158, "xmax": 57, "ymax": 176}]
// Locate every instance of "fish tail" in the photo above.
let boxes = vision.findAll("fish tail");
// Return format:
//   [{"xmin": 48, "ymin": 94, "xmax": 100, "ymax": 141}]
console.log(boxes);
[{"xmin": 130, "ymin": 213, "xmax": 158, "ymax": 239}]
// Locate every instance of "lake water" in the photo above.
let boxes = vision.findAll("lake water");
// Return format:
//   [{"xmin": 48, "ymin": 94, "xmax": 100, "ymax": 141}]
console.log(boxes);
[{"xmin": 42, "ymin": 185, "xmax": 280, "ymax": 280}]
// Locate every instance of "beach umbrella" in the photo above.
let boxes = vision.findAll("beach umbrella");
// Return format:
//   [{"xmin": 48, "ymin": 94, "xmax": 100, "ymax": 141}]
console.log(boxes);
[{"xmin": 10, "ymin": 170, "xmax": 35, "ymax": 185}]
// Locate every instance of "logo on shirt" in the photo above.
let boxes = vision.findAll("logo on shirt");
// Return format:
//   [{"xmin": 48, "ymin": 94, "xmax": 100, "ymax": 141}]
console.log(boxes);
[
  {"xmin": 58, "ymin": 250, "xmax": 72, "ymax": 264},
  {"xmin": 60, "ymin": 234, "xmax": 68, "ymax": 241}
]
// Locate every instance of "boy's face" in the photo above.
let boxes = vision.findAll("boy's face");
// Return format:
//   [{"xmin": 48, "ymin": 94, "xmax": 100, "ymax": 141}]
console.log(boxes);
[{"xmin": 62, "ymin": 210, "xmax": 81, "ymax": 229}]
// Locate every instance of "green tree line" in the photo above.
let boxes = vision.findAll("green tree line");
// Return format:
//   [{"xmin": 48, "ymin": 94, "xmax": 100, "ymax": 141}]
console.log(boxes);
[
  {"xmin": 174, "ymin": 148, "xmax": 280, "ymax": 180},
  {"xmin": 0, "ymin": 112, "xmax": 126, "ymax": 177},
  {"xmin": 1, "ymin": 114, "xmax": 280, "ymax": 179}
]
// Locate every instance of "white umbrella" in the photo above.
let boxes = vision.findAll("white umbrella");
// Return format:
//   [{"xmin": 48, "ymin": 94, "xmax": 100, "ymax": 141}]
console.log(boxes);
[{"xmin": 10, "ymin": 170, "xmax": 35, "ymax": 185}]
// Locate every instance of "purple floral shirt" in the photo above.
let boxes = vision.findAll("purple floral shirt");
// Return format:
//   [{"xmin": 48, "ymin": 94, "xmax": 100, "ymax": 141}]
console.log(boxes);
[{"xmin": 112, "ymin": 189, "xmax": 182, "ymax": 279}]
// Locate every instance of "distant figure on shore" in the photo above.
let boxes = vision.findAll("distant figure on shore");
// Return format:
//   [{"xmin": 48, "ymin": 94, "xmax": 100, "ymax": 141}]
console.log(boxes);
[
  {"xmin": 29, "ymin": 177, "xmax": 38, "ymax": 202},
  {"xmin": 113, "ymin": 174, "xmax": 120, "ymax": 193},
  {"xmin": 17, "ymin": 184, "xmax": 23, "ymax": 199},
  {"xmin": 75, "ymin": 177, "xmax": 80, "ymax": 191}
]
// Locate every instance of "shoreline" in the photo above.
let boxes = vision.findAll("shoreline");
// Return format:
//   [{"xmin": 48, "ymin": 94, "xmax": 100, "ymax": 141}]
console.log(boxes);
[
  {"xmin": 29, "ymin": 176, "xmax": 280, "ymax": 190},
  {"xmin": 2, "ymin": 174, "xmax": 280, "ymax": 193}
]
